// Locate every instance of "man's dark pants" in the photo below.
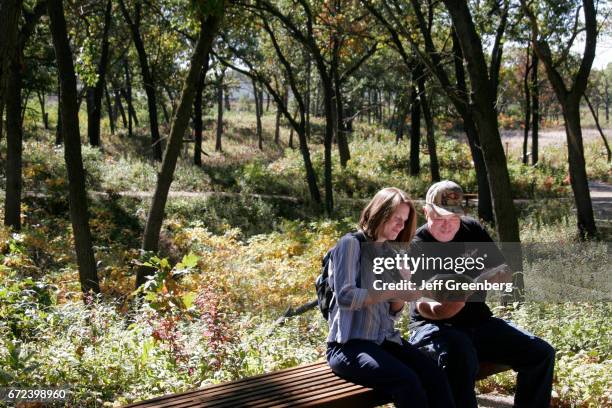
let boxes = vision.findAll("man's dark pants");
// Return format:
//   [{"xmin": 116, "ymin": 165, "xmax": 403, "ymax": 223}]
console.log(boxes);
[{"xmin": 410, "ymin": 317, "xmax": 555, "ymax": 408}]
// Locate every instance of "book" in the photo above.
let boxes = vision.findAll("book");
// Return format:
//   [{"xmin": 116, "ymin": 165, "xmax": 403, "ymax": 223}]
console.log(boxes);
[{"xmin": 422, "ymin": 263, "xmax": 510, "ymax": 302}]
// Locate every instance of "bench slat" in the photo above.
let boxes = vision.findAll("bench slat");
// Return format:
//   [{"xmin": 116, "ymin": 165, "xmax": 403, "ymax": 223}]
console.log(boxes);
[
  {"xmin": 191, "ymin": 364, "xmax": 331, "ymax": 399},
  {"xmin": 210, "ymin": 382, "xmax": 365, "ymax": 408},
  {"xmin": 122, "ymin": 363, "xmax": 329, "ymax": 407},
  {"xmin": 123, "ymin": 363, "xmax": 340, "ymax": 408},
  {"xmin": 260, "ymin": 383, "xmax": 384, "ymax": 408},
  {"xmin": 126, "ymin": 379, "xmax": 363, "ymax": 408},
  {"xmin": 181, "ymin": 373, "xmax": 350, "ymax": 407},
  {"xmin": 123, "ymin": 360, "xmax": 510, "ymax": 408}
]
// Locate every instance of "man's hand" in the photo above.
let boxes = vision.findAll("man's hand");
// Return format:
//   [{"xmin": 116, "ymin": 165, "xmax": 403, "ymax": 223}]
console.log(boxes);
[
  {"xmin": 389, "ymin": 300, "xmax": 404, "ymax": 314},
  {"xmin": 417, "ymin": 301, "xmax": 465, "ymax": 320},
  {"xmin": 475, "ymin": 263, "xmax": 511, "ymax": 284}
]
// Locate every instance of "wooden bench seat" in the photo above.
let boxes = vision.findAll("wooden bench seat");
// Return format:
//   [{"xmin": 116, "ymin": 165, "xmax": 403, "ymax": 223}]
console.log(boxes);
[
  {"xmin": 123, "ymin": 361, "xmax": 509, "ymax": 408},
  {"xmin": 464, "ymin": 193, "xmax": 478, "ymax": 206}
]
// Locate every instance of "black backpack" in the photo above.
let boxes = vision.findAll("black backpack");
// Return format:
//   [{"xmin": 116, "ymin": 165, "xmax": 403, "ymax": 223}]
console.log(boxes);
[{"xmin": 315, "ymin": 231, "xmax": 368, "ymax": 320}]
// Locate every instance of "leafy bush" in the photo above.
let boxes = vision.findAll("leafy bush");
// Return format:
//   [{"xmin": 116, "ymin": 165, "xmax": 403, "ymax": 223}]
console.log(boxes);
[
  {"xmin": 165, "ymin": 195, "xmax": 278, "ymax": 238},
  {"xmin": 0, "ymin": 276, "xmax": 55, "ymax": 340},
  {"xmin": 477, "ymin": 303, "xmax": 611, "ymax": 407}
]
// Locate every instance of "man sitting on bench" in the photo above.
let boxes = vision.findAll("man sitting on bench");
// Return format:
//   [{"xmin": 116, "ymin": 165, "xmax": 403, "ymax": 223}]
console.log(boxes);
[{"xmin": 409, "ymin": 180, "xmax": 556, "ymax": 408}]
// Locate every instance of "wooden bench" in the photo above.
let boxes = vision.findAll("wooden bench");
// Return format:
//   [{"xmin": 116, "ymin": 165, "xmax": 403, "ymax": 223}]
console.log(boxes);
[
  {"xmin": 123, "ymin": 361, "xmax": 509, "ymax": 407},
  {"xmin": 464, "ymin": 193, "xmax": 478, "ymax": 206}
]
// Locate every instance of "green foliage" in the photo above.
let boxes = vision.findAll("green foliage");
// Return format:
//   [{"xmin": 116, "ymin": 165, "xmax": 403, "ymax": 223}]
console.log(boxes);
[
  {"xmin": 238, "ymin": 160, "xmax": 298, "ymax": 196},
  {"xmin": 477, "ymin": 303, "xmax": 612, "ymax": 407},
  {"xmin": 0, "ymin": 275, "xmax": 55, "ymax": 340},
  {"xmin": 165, "ymin": 195, "xmax": 278, "ymax": 237},
  {"xmin": 0, "ymin": 339, "xmax": 41, "ymax": 386},
  {"xmin": 135, "ymin": 253, "xmax": 200, "ymax": 315},
  {"xmin": 193, "ymin": 0, "xmax": 225, "ymax": 18},
  {"xmin": 241, "ymin": 127, "xmax": 610, "ymax": 201},
  {"xmin": 0, "ymin": 290, "xmax": 327, "ymax": 407}
]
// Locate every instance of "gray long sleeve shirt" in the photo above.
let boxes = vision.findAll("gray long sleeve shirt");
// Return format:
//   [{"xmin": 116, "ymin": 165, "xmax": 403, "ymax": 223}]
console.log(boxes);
[{"xmin": 326, "ymin": 233, "xmax": 404, "ymax": 345}]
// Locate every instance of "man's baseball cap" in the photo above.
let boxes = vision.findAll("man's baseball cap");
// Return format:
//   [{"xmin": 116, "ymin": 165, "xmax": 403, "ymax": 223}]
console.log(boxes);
[{"xmin": 425, "ymin": 180, "xmax": 465, "ymax": 216}]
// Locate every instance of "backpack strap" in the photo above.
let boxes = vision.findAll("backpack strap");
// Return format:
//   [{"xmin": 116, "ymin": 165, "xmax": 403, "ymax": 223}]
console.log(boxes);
[
  {"xmin": 350, "ymin": 230, "xmax": 368, "ymax": 243},
  {"xmin": 348, "ymin": 230, "xmax": 369, "ymax": 287},
  {"xmin": 323, "ymin": 230, "xmax": 370, "ymax": 319}
]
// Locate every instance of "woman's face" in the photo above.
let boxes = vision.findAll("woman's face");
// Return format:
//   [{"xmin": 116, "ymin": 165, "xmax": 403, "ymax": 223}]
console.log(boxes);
[
  {"xmin": 377, "ymin": 203, "xmax": 410, "ymax": 242},
  {"xmin": 426, "ymin": 208, "xmax": 461, "ymax": 242}
]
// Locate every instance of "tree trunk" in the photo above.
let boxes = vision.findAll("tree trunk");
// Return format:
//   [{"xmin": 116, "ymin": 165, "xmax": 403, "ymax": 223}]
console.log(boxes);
[
  {"xmin": 215, "ymin": 75, "xmax": 223, "ymax": 152},
  {"xmin": 114, "ymin": 90, "xmax": 127, "ymax": 129},
  {"xmin": 444, "ymin": 0, "xmax": 521, "ymax": 257},
  {"xmin": 123, "ymin": 58, "xmax": 138, "ymax": 134},
  {"xmin": 525, "ymin": 0, "xmax": 597, "ymax": 238},
  {"xmin": 332, "ymin": 39, "xmax": 350, "ymax": 167},
  {"xmin": 565, "ymin": 105, "xmax": 597, "ymax": 237},
  {"xmin": 259, "ymin": 84, "xmax": 264, "ymax": 115},
  {"xmin": 48, "ymin": 0, "xmax": 100, "ymax": 294},
  {"xmin": 396, "ymin": 98, "xmax": 407, "ymax": 142},
  {"xmin": 296, "ymin": 122, "xmax": 319, "ymax": 201},
  {"xmin": 118, "ymin": 0, "xmax": 162, "ymax": 160},
  {"xmin": 274, "ymin": 100, "xmax": 281, "ymax": 144},
  {"xmin": 138, "ymin": 11, "xmax": 222, "ymax": 288},
  {"xmin": 418, "ymin": 74, "xmax": 440, "ymax": 181},
  {"xmin": 287, "ymin": 93, "xmax": 294, "ymax": 149},
  {"xmin": 523, "ymin": 46, "xmax": 531, "ymax": 165},
  {"xmin": 224, "ymin": 88, "xmax": 230, "ymax": 111},
  {"xmin": 367, "ymin": 89, "xmax": 372, "ymax": 125},
  {"xmin": 104, "ymin": 84, "xmax": 115, "ymax": 135},
  {"xmin": 451, "ymin": 29, "xmax": 494, "ymax": 223},
  {"xmin": 604, "ymin": 77, "xmax": 609, "ymax": 123},
  {"xmin": 390, "ymin": 93, "xmax": 399, "ymax": 131},
  {"xmin": 86, "ymin": 0, "xmax": 112, "ymax": 148},
  {"xmin": 334, "ymin": 78, "xmax": 350, "ymax": 167},
  {"xmin": 20, "ymin": 89, "xmax": 30, "ymax": 129},
  {"xmin": 55, "ymin": 77, "xmax": 62, "ymax": 145},
  {"xmin": 252, "ymin": 78, "xmax": 263, "ymax": 150},
  {"xmin": 160, "ymin": 99, "xmax": 170, "ymax": 124},
  {"xmin": 0, "ymin": 101, "xmax": 4, "ymax": 142},
  {"xmin": 165, "ymin": 85, "xmax": 176, "ymax": 116},
  {"xmin": 4, "ymin": 0, "xmax": 23, "ymax": 231},
  {"xmin": 37, "ymin": 91, "xmax": 49, "ymax": 129},
  {"xmin": 584, "ymin": 93, "xmax": 611, "ymax": 162},
  {"xmin": 193, "ymin": 66, "xmax": 205, "ymax": 166},
  {"xmin": 85, "ymin": 89, "xmax": 99, "ymax": 145},
  {"xmin": 0, "ymin": 0, "xmax": 20, "ymax": 144},
  {"xmin": 374, "ymin": 89, "xmax": 382, "ymax": 124},
  {"xmin": 531, "ymin": 50, "xmax": 539, "ymax": 165},
  {"xmin": 305, "ymin": 56, "xmax": 311, "ymax": 140},
  {"xmin": 409, "ymin": 81, "xmax": 421, "ymax": 176},
  {"xmin": 318, "ymin": 67, "xmax": 335, "ymax": 215}
]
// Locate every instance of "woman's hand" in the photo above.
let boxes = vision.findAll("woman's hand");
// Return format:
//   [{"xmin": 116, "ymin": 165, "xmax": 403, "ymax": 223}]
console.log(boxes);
[
  {"xmin": 416, "ymin": 301, "xmax": 465, "ymax": 320},
  {"xmin": 398, "ymin": 263, "xmax": 412, "ymax": 281}
]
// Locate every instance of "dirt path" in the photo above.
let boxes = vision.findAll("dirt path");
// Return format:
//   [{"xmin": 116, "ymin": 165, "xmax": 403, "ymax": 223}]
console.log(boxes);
[
  {"xmin": 499, "ymin": 127, "xmax": 610, "ymax": 149},
  {"xmin": 22, "ymin": 180, "xmax": 612, "ymax": 222},
  {"xmin": 477, "ymin": 393, "xmax": 514, "ymax": 408},
  {"xmin": 589, "ymin": 180, "xmax": 612, "ymax": 199},
  {"xmin": 448, "ymin": 127, "xmax": 611, "ymax": 160}
]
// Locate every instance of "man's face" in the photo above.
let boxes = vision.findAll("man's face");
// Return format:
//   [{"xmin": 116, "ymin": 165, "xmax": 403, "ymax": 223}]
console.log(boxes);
[{"xmin": 425, "ymin": 207, "xmax": 460, "ymax": 242}]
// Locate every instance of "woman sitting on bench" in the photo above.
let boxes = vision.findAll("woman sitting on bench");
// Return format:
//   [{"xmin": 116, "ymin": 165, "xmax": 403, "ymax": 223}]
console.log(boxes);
[{"xmin": 326, "ymin": 187, "xmax": 455, "ymax": 408}]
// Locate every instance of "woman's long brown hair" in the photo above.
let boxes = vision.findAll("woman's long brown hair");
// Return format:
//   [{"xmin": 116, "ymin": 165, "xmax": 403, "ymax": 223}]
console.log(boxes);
[{"xmin": 358, "ymin": 187, "xmax": 417, "ymax": 242}]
